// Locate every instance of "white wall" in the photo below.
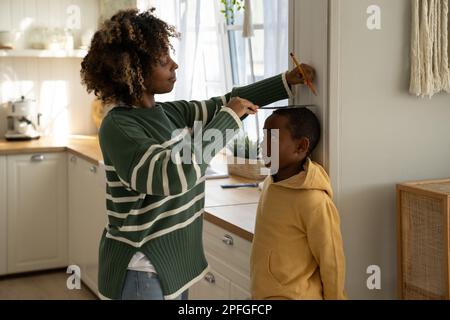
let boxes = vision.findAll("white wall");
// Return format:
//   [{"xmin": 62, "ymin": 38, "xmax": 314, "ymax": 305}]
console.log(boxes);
[
  {"xmin": 0, "ymin": 0, "xmax": 100, "ymax": 136},
  {"xmin": 330, "ymin": 0, "xmax": 450, "ymax": 299}
]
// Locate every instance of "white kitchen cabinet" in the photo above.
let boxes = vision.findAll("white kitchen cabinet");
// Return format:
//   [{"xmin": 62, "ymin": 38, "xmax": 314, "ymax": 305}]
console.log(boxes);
[
  {"xmin": 68, "ymin": 154, "xmax": 106, "ymax": 296},
  {"xmin": 6, "ymin": 152, "xmax": 68, "ymax": 273},
  {"xmin": 0, "ymin": 156, "xmax": 7, "ymax": 275},
  {"xmin": 189, "ymin": 221, "xmax": 252, "ymax": 300}
]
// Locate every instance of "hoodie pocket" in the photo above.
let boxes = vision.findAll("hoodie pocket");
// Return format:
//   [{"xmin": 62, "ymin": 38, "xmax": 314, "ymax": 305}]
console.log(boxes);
[
  {"xmin": 251, "ymin": 245, "xmax": 282, "ymax": 292},
  {"xmin": 268, "ymin": 250, "xmax": 294, "ymax": 286}
]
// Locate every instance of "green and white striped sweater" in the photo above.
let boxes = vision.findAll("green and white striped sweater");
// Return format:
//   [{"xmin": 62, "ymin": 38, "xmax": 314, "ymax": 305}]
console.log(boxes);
[{"xmin": 97, "ymin": 73, "xmax": 293, "ymax": 300}]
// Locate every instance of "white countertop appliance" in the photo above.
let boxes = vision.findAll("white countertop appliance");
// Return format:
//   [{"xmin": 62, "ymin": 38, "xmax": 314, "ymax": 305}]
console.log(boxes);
[{"xmin": 5, "ymin": 96, "xmax": 41, "ymax": 141}]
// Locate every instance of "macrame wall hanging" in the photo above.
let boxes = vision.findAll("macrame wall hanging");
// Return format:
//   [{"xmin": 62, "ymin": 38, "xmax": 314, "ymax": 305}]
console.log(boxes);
[{"xmin": 410, "ymin": 0, "xmax": 450, "ymax": 98}]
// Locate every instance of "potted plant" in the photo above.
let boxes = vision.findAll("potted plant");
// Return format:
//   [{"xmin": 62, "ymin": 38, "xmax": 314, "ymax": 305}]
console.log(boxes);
[
  {"xmin": 220, "ymin": 0, "xmax": 245, "ymax": 25},
  {"xmin": 226, "ymin": 132, "xmax": 267, "ymax": 180}
]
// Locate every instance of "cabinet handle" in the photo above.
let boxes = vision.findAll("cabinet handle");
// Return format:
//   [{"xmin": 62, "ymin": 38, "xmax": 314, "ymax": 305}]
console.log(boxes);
[
  {"xmin": 30, "ymin": 154, "xmax": 44, "ymax": 162},
  {"xmin": 204, "ymin": 272, "xmax": 215, "ymax": 284},
  {"xmin": 70, "ymin": 156, "xmax": 77, "ymax": 163},
  {"xmin": 222, "ymin": 234, "xmax": 234, "ymax": 246},
  {"xmin": 89, "ymin": 166, "xmax": 97, "ymax": 173}
]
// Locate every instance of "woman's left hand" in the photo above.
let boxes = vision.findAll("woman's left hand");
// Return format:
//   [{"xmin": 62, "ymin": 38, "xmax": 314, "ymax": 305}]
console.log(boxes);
[{"xmin": 286, "ymin": 64, "xmax": 316, "ymax": 86}]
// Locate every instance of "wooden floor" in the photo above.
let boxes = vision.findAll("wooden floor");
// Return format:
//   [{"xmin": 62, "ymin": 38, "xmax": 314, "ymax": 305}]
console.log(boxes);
[{"xmin": 0, "ymin": 269, "xmax": 97, "ymax": 300}]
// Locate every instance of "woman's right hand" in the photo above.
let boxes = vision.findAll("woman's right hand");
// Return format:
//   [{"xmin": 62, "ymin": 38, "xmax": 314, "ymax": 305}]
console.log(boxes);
[{"xmin": 226, "ymin": 97, "xmax": 259, "ymax": 118}]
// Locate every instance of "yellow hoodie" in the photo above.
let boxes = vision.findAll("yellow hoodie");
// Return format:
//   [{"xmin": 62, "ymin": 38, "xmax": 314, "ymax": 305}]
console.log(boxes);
[{"xmin": 250, "ymin": 158, "xmax": 347, "ymax": 300}]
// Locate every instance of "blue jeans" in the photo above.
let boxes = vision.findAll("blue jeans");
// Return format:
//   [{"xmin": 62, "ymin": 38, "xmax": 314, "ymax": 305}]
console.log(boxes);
[{"xmin": 121, "ymin": 270, "xmax": 189, "ymax": 300}]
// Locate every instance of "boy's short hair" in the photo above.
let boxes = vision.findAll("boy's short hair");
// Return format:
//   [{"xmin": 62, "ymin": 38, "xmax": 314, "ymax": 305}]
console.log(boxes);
[{"xmin": 273, "ymin": 107, "xmax": 321, "ymax": 156}]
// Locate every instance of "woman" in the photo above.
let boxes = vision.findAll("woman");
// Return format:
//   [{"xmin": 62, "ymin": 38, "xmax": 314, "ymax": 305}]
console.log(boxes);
[{"xmin": 80, "ymin": 8, "xmax": 313, "ymax": 300}]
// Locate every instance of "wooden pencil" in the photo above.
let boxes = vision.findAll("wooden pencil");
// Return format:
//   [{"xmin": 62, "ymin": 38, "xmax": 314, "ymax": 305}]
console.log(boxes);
[{"xmin": 290, "ymin": 52, "xmax": 317, "ymax": 96}]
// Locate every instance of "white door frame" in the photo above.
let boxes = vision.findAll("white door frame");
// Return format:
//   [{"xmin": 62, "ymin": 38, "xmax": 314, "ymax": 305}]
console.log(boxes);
[
  {"xmin": 289, "ymin": 0, "xmax": 342, "ymax": 207},
  {"xmin": 328, "ymin": 0, "xmax": 343, "ymax": 206},
  {"xmin": 289, "ymin": 1, "xmax": 331, "ymax": 176}
]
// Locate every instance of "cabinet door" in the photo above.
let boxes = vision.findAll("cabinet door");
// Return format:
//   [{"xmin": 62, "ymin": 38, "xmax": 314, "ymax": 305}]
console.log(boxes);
[
  {"xmin": 7, "ymin": 152, "xmax": 68, "ymax": 273},
  {"xmin": 68, "ymin": 154, "xmax": 85, "ymax": 270},
  {"xmin": 68, "ymin": 154, "xmax": 106, "ymax": 296},
  {"xmin": 0, "ymin": 156, "xmax": 6, "ymax": 275},
  {"xmin": 81, "ymin": 159, "xmax": 107, "ymax": 294},
  {"xmin": 189, "ymin": 269, "xmax": 230, "ymax": 300}
]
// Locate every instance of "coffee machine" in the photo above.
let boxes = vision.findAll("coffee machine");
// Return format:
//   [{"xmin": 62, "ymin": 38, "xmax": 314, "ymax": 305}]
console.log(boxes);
[{"xmin": 5, "ymin": 96, "xmax": 41, "ymax": 141}]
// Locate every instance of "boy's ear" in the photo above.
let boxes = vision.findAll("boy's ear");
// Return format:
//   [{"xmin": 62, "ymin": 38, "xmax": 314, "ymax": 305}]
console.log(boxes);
[{"xmin": 296, "ymin": 137, "xmax": 310, "ymax": 155}]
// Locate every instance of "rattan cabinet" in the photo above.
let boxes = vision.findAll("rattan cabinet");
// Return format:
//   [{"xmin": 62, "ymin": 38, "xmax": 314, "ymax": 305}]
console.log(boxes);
[{"xmin": 397, "ymin": 179, "xmax": 450, "ymax": 300}]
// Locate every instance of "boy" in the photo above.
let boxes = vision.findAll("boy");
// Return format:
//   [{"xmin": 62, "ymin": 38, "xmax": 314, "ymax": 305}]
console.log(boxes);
[{"xmin": 251, "ymin": 107, "xmax": 347, "ymax": 300}]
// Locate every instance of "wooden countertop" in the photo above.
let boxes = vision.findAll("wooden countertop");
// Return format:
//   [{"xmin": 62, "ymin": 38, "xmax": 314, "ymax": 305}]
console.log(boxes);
[
  {"xmin": 205, "ymin": 176, "xmax": 260, "ymax": 241},
  {"xmin": 0, "ymin": 135, "xmax": 102, "ymax": 165},
  {"xmin": 0, "ymin": 135, "xmax": 260, "ymax": 241}
]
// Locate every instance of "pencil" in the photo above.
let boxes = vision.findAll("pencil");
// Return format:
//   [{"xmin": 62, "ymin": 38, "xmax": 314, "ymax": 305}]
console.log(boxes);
[{"xmin": 289, "ymin": 52, "xmax": 317, "ymax": 96}]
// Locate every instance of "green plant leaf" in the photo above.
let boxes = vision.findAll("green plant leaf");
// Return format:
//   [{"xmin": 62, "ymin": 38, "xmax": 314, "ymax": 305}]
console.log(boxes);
[{"xmin": 227, "ymin": 132, "xmax": 261, "ymax": 160}]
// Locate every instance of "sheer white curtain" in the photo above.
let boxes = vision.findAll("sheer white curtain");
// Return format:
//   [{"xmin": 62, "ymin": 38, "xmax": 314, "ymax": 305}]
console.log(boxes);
[
  {"xmin": 226, "ymin": 0, "xmax": 289, "ymax": 141},
  {"xmin": 263, "ymin": 0, "xmax": 289, "ymax": 89},
  {"xmin": 254, "ymin": 0, "xmax": 289, "ymax": 139},
  {"xmin": 137, "ymin": 0, "xmax": 289, "ymax": 137},
  {"xmin": 138, "ymin": 0, "xmax": 228, "ymax": 102}
]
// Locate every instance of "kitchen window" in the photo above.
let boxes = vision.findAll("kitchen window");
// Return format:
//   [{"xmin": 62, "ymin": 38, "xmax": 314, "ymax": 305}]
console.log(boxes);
[{"xmin": 138, "ymin": 0, "xmax": 289, "ymax": 141}]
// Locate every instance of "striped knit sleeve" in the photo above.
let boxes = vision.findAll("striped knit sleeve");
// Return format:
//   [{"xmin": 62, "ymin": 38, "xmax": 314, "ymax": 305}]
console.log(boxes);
[
  {"xmin": 225, "ymin": 72, "xmax": 294, "ymax": 108},
  {"xmin": 99, "ymin": 108, "xmax": 242, "ymax": 196},
  {"xmin": 162, "ymin": 72, "xmax": 293, "ymax": 128}
]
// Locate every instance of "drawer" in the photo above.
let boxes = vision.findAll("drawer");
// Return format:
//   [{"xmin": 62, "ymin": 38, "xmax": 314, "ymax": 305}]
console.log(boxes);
[
  {"xmin": 190, "ymin": 266, "xmax": 231, "ymax": 300},
  {"xmin": 205, "ymin": 252, "xmax": 250, "ymax": 292},
  {"xmin": 203, "ymin": 221, "xmax": 251, "ymax": 280}
]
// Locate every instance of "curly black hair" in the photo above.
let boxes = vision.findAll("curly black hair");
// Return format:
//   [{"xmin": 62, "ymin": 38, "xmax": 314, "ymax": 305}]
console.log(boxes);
[{"xmin": 80, "ymin": 9, "xmax": 179, "ymax": 105}]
